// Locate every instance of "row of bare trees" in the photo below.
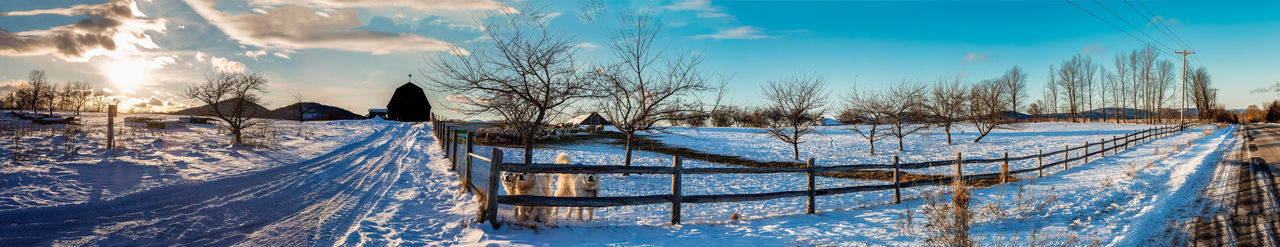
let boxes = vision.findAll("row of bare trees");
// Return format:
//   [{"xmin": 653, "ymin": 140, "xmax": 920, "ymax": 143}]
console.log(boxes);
[
  {"xmin": 1037, "ymin": 46, "xmax": 1218, "ymax": 123},
  {"xmin": 1, "ymin": 70, "xmax": 108, "ymax": 115},
  {"xmin": 428, "ymin": 4, "xmax": 1225, "ymax": 162},
  {"xmin": 431, "ymin": 5, "xmax": 721, "ymax": 165}
]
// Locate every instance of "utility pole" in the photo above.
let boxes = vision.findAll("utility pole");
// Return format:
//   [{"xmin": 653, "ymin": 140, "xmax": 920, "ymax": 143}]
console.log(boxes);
[{"xmin": 1175, "ymin": 50, "xmax": 1194, "ymax": 127}]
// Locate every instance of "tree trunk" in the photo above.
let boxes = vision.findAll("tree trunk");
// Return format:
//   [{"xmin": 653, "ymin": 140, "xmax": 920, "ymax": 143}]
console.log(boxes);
[
  {"xmin": 232, "ymin": 129, "xmax": 243, "ymax": 144},
  {"xmin": 945, "ymin": 125, "xmax": 952, "ymax": 144},
  {"xmin": 624, "ymin": 133, "xmax": 634, "ymax": 167},
  {"xmin": 898, "ymin": 137, "xmax": 905, "ymax": 151},
  {"xmin": 868, "ymin": 137, "xmax": 876, "ymax": 155},
  {"xmin": 792, "ymin": 143, "xmax": 800, "ymax": 161},
  {"xmin": 973, "ymin": 132, "xmax": 989, "ymax": 143},
  {"xmin": 523, "ymin": 137, "xmax": 534, "ymax": 165}
]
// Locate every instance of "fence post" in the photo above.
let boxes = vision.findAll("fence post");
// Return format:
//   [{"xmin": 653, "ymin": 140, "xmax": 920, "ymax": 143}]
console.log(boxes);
[
  {"xmin": 486, "ymin": 148, "xmax": 503, "ymax": 230},
  {"xmin": 893, "ymin": 155, "xmax": 901, "ymax": 204},
  {"xmin": 464, "ymin": 131, "xmax": 474, "ymax": 193},
  {"xmin": 1063, "ymin": 145, "xmax": 1069, "ymax": 170},
  {"xmin": 1083, "ymin": 141, "xmax": 1089, "ymax": 163},
  {"xmin": 955, "ymin": 152, "xmax": 963, "ymax": 180},
  {"xmin": 671, "ymin": 156, "xmax": 683, "ymax": 225},
  {"xmin": 445, "ymin": 127, "xmax": 453, "ymax": 155},
  {"xmin": 451, "ymin": 129, "xmax": 459, "ymax": 167},
  {"xmin": 1100, "ymin": 138, "xmax": 1106, "ymax": 158},
  {"xmin": 807, "ymin": 158, "xmax": 816, "ymax": 215},
  {"xmin": 1001, "ymin": 152, "xmax": 1009, "ymax": 184},
  {"xmin": 1037, "ymin": 149, "xmax": 1043, "ymax": 177}
]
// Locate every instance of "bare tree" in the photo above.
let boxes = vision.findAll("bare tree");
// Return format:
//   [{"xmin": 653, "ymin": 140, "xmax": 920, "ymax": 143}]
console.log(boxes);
[
  {"xmin": 1154, "ymin": 60, "xmax": 1175, "ymax": 123},
  {"xmin": 1000, "ymin": 66, "xmax": 1027, "ymax": 122},
  {"xmin": 1098, "ymin": 70, "xmax": 1110, "ymax": 122},
  {"xmin": 1082, "ymin": 63, "xmax": 1097, "ymax": 122},
  {"xmin": 760, "ymin": 73, "xmax": 827, "ymax": 160},
  {"xmin": 710, "ymin": 106, "xmax": 738, "ymax": 127},
  {"xmin": 1111, "ymin": 54, "xmax": 1129, "ymax": 123},
  {"xmin": 925, "ymin": 77, "xmax": 968, "ymax": 144},
  {"xmin": 591, "ymin": 10, "xmax": 719, "ymax": 167},
  {"xmin": 1044, "ymin": 66, "xmax": 1059, "ymax": 121},
  {"xmin": 430, "ymin": 5, "xmax": 594, "ymax": 164},
  {"xmin": 22, "ymin": 70, "xmax": 50, "ymax": 114},
  {"xmin": 293, "ymin": 93, "xmax": 306, "ymax": 122},
  {"xmin": 1190, "ymin": 67, "xmax": 1214, "ymax": 120},
  {"xmin": 844, "ymin": 86, "xmax": 890, "ymax": 155},
  {"xmin": 64, "ymin": 81, "xmax": 92, "ymax": 115},
  {"xmin": 882, "ymin": 82, "xmax": 927, "ymax": 151},
  {"xmin": 184, "ymin": 72, "xmax": 270, "ymax": 145},
  {"xmin": 1027, "ymin": 101, "xmax": 1043, "ymax": 122},
  {"xmin": 1055, "ymin": 54, "xmax": 1091, "ymax": 122},
  {"xmin": 967, "ymin": 79, "xmax": 1008, "ymax": 142}
]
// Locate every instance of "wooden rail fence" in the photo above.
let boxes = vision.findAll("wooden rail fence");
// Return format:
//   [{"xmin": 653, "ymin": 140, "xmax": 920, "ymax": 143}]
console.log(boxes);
[{"xmin": 428, "ymin": 115, "xmax": 1189, "ymax": 229}]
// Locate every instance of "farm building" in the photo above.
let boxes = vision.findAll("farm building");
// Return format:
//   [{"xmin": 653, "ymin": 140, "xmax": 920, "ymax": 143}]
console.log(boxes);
[
  {"xmin": 367, "ymin": 109, "xmax": 387, "ymax": 119},
  {"xmin": 385, "ymin": 82, "xmax": 431, "ymax": 122},
  {"xmin": 566, "ymin": 112, "xmax": 610, "ymax": 125}
]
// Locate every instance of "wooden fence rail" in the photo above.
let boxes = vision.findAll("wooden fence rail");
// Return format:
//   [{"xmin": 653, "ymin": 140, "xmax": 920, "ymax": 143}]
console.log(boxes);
[{"xmin": 427, "ymin": 114, "xmax": 1191, "ymax": 229}]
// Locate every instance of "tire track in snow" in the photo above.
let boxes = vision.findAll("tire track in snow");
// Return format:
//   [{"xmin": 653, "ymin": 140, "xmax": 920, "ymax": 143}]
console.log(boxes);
[{"xmin": 0, "ymin": 123, "xmax": 427, "ymax": 246}]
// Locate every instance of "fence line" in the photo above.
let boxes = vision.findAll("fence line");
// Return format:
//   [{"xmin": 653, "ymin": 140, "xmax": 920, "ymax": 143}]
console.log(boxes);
[{"xmin": 427, "ymin": 114, "xmax": 1191, "ymax": 229}]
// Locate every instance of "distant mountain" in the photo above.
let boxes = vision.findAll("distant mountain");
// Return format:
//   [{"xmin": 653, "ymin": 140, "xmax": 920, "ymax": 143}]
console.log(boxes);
[
  {"xmin": 171, "ymin": 98, "xmax": 271, "ymax": 118},
  {"xmin": 172, "ymin": 101, "xmax": 363, "ymax": 121},
  {"xmin": 268, "ymin": 102, "xmax": 363, "ymax": 121}
]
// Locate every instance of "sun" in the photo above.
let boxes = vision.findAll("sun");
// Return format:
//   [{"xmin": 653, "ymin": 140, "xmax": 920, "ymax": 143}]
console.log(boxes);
[{"xmin": 100, "ymin": 59, "xmax": 147, "ymax": 92}]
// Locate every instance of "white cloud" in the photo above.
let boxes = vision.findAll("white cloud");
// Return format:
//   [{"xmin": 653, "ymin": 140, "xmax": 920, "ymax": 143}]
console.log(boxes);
[
  {"xmin": 1146, "ymin": 16, "xmax": 1180, "ymax": 28},
  {"xmin": 956, "ymin": 71, "xmax": 968, "ymax": 79},
  {"xmin": 181, "ymin": 1, "xmax": 467, "ymax": 55},
  {"xmin": 195, "ymin": 51, "xmax": 206, "ymax": 62},
  {"xmin": 247, "ymin": 0, "xmax": 511, "ymax": 13},
  {"xmin": 243, "ymin": 50, "xmax": 268, "ymax": 60},
  {"xmin": 210, "ymin": 56, "xmax": 246, "ymax": 73},
  {"xmin": 0, "ymin": 0, "xmax": 167, "ymax": 62},
  {"xmin": 0, "ymin": 79, "xmax": 24, "ymax": 92},
  {"xmin": 573, "ymin": 42, "xmax": 600, "ymax": 51},
  {"xmin": 963, "ymin": 52, "xmax": 990, "ymax": 63},
  {"xmin": 663, "ymin": 0, "xmax": 730, "ymax": 19},
  {"xmin": 692, "ymin": 26, "xmax": 777, "ymax": 40},
  {"xmin": 273, "ymin": 52, "xmax": 291, "ymax": 59}
]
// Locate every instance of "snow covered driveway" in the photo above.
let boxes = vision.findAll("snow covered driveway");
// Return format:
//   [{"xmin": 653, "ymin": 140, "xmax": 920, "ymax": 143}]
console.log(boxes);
[{"xmin": 0, "ymin": 123, "xmax": 466, "ymax": 246}]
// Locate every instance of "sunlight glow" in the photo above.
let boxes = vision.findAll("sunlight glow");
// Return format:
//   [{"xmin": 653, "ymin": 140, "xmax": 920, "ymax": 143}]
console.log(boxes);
[{"xmin": 101, "ymin": 60, "xmax": 147, "ymax": 91}]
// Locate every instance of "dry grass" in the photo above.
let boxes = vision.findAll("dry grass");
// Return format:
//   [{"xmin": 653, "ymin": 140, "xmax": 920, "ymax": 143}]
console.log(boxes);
[{"xmin": 922, "ymin": 173, "xmax": 974, "ymax": 247}]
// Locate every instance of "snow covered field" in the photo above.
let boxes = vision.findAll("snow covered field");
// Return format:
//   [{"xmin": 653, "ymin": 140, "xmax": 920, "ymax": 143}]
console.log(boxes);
[
  {"xmin": 0, "ymin": 115, "xmax": 1236, "ymax": 245},
  {"xmin": 0, "ymin": 111, "xmax": 380, "ymax": 210},
  {"xmin": 453, "ymin": 122, "xmax": 1233, "ymax": 246}
]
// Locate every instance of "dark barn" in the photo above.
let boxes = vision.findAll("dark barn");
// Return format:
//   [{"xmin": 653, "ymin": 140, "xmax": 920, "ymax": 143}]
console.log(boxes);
[{"xmin": 386, "ymin": 82, "xmax": 432, "ymax": 122}]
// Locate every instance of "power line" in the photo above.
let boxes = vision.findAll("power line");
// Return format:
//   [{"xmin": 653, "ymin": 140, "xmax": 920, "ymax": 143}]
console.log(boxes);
[
  {"xmin": 1089, "ymin": 0, "xmax": 1177, "ymax": 52},
  {"xmin": 1064, "ymin": 0, "xmax": 1172, "ymax": 57},
  {"xmin": 1122, "ymin": 0, "xmax": 1188, "ymax": 50},
  {"xmin": 1135, "ymin": 0, "xmax": 1194, "ymax": 50},
  {"xmin": 1134, "ymin": 0, "xmax": 1204, "ymax": 66}
]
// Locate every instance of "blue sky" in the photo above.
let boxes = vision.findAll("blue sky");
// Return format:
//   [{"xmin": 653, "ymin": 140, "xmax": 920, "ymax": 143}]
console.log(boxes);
[{"xmin": 1, "ymin": 0, "xmax": 1277, "ymax": 117}]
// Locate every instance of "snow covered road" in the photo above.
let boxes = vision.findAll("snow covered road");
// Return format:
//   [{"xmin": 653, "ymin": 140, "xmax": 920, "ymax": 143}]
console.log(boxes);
[{"xmin": 0, "ymin": 123, "xmax": 458, "ymax": 246}]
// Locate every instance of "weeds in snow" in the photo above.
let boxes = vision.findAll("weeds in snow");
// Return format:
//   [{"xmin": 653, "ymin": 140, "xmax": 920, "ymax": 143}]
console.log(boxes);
[
  {"xmin": 922, "ymin": 173, "xmax": 974, "ymax": 247},
  {"xmin": 982, "ymin": 185, "xmax": 1058, "ymax": 222}
]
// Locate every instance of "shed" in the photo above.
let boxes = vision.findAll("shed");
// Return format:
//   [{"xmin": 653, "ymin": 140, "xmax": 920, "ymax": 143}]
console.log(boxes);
[
  {"xmin": 386, "ymin": 82, "xmax": 431, "ymax": 122},
  {"xmin": 367, "ymin": 108, "xmax": 388, "ymax": 119},
  {"xmin": 566, "ymin": 112, "xmax": 611, "ymax": 125}
]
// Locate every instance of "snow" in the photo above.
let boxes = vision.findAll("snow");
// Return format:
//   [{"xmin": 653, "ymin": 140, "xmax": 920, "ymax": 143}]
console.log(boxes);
[
  {"xmin": 0, "ymin": 112, "xmax": 380, "ymax": 210},
  {"xmin": 453, "ymin": 122, "xmax": 1233, "ymax": 245},
  {"xmin": 0, "ymin": 112, "xmax": 1239, "ymax": 245}
]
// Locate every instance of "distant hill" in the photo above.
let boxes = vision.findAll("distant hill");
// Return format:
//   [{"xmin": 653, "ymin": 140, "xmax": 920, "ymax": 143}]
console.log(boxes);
[
  {"xmin": 171, "ymin": 98, "xmax": 271, "ymax": 118},
  {"xmin": 172, "ymin": 100, "xmax": 363, "ymax": 121},
  {"xmin": 268, "ymin": 102, "xmax": 363, "ymax": 121}
]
